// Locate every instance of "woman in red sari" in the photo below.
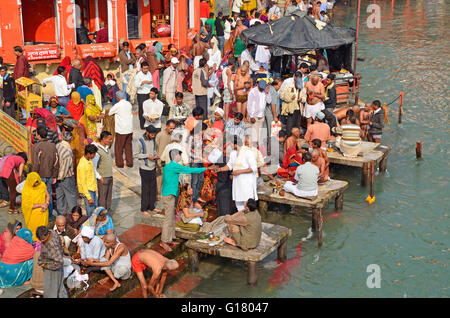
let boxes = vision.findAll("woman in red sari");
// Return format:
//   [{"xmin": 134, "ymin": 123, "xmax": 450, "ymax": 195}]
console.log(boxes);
[
  {"xmin": 83, "ymin": 56, "xmax": 105, "ymax": 89},
  {"xmin": 53, "ymin": 56, "xmax": 72, "ymax": 81},
  {"xmin": 277, "ymin": 146, "xmax": 303, "ymax": 181}
]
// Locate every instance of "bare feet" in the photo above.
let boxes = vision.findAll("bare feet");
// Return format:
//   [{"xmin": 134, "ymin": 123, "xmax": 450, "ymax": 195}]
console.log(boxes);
[
  {"xmin": 152, "ymin": 208, "xmax": 162, "ymax": 213},
  {"xmin": 157, "ymin": 293, "xmax": 166, "ymax": 298},
  {"xmin": 160, "ymin": 242, "xmax": 173, "ymax": 252},
  {"xmin": 141, "ymin": 211, "xmax": 151, "ymax": 216},
  {"xmin": 109, "ymin": 281, "xmax": 121, "ymax": 291},
  {"xmin": 23, "ymin": 281, "xmax": 31, "ymax": 286},
  {"xmin": 224, "ymin": 237, "xmax": 237, "ymax": 246},
  {"xmin": 98, "ymin": 277, "xmax": 110, "ymax": 285}
]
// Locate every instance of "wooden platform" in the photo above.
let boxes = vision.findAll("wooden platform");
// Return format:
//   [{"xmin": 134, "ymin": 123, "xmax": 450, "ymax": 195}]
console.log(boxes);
[
  {"xmin": 185, "ymin": 222, "xmax": 291, "ymax": 286},
  {"xmin": 325, "ymin": 142, "xmax": 391, "ymax": 186},
  {"xmin": 257, "ymin": 179, "xmax": 349, "ymax": 247}
]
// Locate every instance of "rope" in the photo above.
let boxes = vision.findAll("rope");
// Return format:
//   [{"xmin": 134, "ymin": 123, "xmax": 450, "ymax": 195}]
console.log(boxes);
[{"xmin": 384, "ymin": 94, "xmax": 401, "ymax": 107}]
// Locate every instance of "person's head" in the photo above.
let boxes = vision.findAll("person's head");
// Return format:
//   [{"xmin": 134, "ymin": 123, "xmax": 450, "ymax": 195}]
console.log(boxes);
[
  {"xmin": 57, "ymin": 66, "xmax": 66, "ymax": 77},
  {"xmin": 311, "ymin": 149, "xmax": 320, "ymax": 162},
  {"xmin": 326, "ymin": 73, "xmax": 335, "ymax": 85},
  {"xmin": 17, "ymin": 152, "xmax": 28, "ymax": 163},
  {"xmin": 165, "ymin": 119, "xmax": 176, "ymax": 134},
  {"xmin": 233, "ymin": 12, "xmax": 239, "ymax": 19},
  {"xmin": 171, "ymin": 133, "xmax": 183, "ymax": 144},
  {"xmin": 209, "ymin": 12, "xmax": 214, "ymax": 19},
  {"xmin": 311, "ymin": 73, "xmax": 319, "ymax": 85},
  {"xmin": 122, "ymin": 41, "xmax": 130, "ymax": 52},
  {"xmin": 95, "ymin": 208, "xmax": 108, "ymax": 223},
  {"xmin": 99, "ymin": 131, "xmax": 112, "ymax": 146},
  {"xmin": 372, "ymin": 100, "xmax": 381, "ymax": 109},
  {"xmin": 228, "ymin": 56, "xmax": 236, "ymax": 69},
  {"xmin": 135, "ymin": 47, "xmax": 143, "ymax": 57},
  {"xmin": 55, "ymin": 215, "xmax": 67, "ymax": 233},
  {"xmin": 71, "ymin": 206, "xmax": 83, "ymax": 222},
  {"xmin": 99, "ymin": 21, "xmax": 106, "ymax": 29},
  {"xmin": 72, "ymin": 59, "xmax": 82, "ymax": 69},
  {"xmin": 175, "ymin": 92, "xmax": 184, "ymax": 105},
  {"xmin": 240, "ymin": 65, "xmax": 248, "ymax": 75},
  {"xmin": 103, "ymin": 233, "xmax": 118, "ymax": 249},
  {"xmin": 247, "ymin": 44, "xmax": 256, "ymax": 52},
  {"xmin": 364, "ymin": 102, "xmax": 372, "ymax": 111},
  {"xmin": 345, "ymin": 109, "xmax": 354, "ymax": 118},
  {"xmin": 81, "ymin": 226, "xmax": 95, "ymax": 243},
  {"xmin": 83, "ymin": 77, "xmax": 92, "ymax": 86},
  {"xmin": 214, "ymin": 108, "xmax": 224, "ymax": 121},
  {"xmin": 115, "ymin": 90, "xmax": 125, "ymax": 101},
  {"xmin": 0, "ymin": 65, "xmax": 7, "ymax": 77},
  {"xmin": 84, "ymin": 144, "xmax": 98, "ymax": 160},
  {"xmin": 199, "ymin": 58, "xmax": 207, "ymax": 68},
  {"xmin": 192, "ymin": 106, "xmax": 204, "ymax": 120},
  {"xmin": 320, "ymin": 10, "xmax": 326, "ymax": 17},
  {"xmin": 145, "ymin": 125, "xmax": 158, "ymax": 139},
  {"xmin": 307, "ymin": 7, "xmax": 313, "ymax": 16},
  {"xmin": 245, "ymin": 198, "xmax": 257, "ymax": 212},
  {"xmin": 49, "ymin": 96, "xmax": 59, "ymax": 108},
  {"xmin": 299, "ymin": 63, "xmax": 309, "ymax": 74},
  {"xmin": 181, "ymin": 183, "xmax": 193, "ymax": 196},
  {"xmin": 141, "ymin": 61, "xmax": 149, "ymax": 74},
  {"xmin": 234, "ymin": 112, "xmax": 244, "ymax": 125},
  {"xmin": 291, "ymin": 127, "xmax": 300, "ymax": 138},
  {"xmin": 37, "ymin": 126, "xmax": 48, "ymax": 139},
  {"xmin": 257, "ymin": 79, "xmax": 267, "ymax": 92},
  {"xmin": 36, "ymin": 226, "xmax": 50, "ymax": 243},
  {"xmin": 217, "ymin": 11, "xmax": 223, "ymax": 19},
  {"xmin": 164, "ymin": 259, "xmax": 179, "ymax": 271},
  {"xmin": 278, "ymin": 130, "xmax": 287, "ymax": 142},
  {"xmin": 169, "ymin": 149, "xmax": 182, "ymax": 163},
  {"xmin": 271, "ymin": 78, "xmax": 282, "ymax": 90},
  {"xmin": 149, "ymin": 87, "xmax": 158, "ymax": 100},
  {"xmin": 314, "ymin": 111, "xmax": 325, "ymax": 123},
  {"xmin": 170, "ymin": 57, "xmax": 179, "ymax": 67},
  {"xmin": 312, "ymin": 139, "xmax": 321, "ymax": 149},
  {"xmin": 302, "ymin": 152, "xmax": 312, "ymax": 163},
  {"xmin": 13, "ymin": 46, "xmax": 23, "ymax": 56}
]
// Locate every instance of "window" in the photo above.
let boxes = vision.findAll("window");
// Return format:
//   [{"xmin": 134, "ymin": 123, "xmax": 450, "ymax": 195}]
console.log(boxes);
[
  {"xmin": 127, "ymin": 0, "xmax": 141, "ymax": 39},
  {"xmin": 22, "ymin": 0, "xmax": 58, "ymax": 45},
  {"xmin": 75, "ymin": 0, "xmax": 110, "ymax": 44}
]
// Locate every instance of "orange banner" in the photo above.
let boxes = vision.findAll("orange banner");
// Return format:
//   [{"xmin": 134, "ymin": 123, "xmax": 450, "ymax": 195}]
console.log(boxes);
[
  {"xmin": 0, "ymin": 110, "xmax": 30, "ymax": 156},
  {"xmin": 25, "ymin": 44, "xmax": 60, "ymax": 61},
  {"xmin": 76, "ymin": 43, "xmax": 117, "ymax": 59}
]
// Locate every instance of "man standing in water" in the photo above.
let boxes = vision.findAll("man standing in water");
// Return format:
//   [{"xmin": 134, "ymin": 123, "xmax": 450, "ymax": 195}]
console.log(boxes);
[{"xmin": 132, "ymin": 249, "xmax": 179, "ymax": 298}]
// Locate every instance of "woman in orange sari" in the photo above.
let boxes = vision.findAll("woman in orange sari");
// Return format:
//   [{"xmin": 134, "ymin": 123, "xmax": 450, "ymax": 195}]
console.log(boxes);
[{"xmin": 277, "ymin": 146, "xmax": 303, "ymax": 181}]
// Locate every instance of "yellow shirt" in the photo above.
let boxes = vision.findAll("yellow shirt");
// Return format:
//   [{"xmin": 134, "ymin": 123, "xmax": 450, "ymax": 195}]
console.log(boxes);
[{"xmin": 77, "ymin": 156, "xmax": 97, "ymax": 200}]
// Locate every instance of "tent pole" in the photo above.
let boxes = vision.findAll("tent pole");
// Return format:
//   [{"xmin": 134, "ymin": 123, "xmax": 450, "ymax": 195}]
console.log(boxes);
[{"xmin": 353, "ymin": 0, "xmax": 361, "ymax": 105}]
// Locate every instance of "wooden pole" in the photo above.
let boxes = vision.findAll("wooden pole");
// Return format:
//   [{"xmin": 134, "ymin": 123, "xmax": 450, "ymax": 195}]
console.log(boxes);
[
  {"xmin": 416, "ymin": 142, "xmax": 422, "ymax": 159},
  {"xmin": 317, "ymin": 208, "xmax": 323, "ymax": 247},
  {"xmin": 398, "ymin": 90, "xmax": 404, "ymax": 124},
  {"xmin": 369, "ymin": 162, "xmax": 375, "ymax": 198},
  {"xmin": 361, "ymin": 162, "xmax": 369, "ymax": 187},
  {"xmin": 187, "ymin": 249, "xmax": 199, "ymax": 272},
  {"xmin": 248, "ymin": 261, "xmax": 258, "ymax": 286},
  {"xmin": 353, "ymin": 0, "xmax": 362, "ymax": 104},
  {"xmin": 277, "ymin": 239, "xmax": 288, "ymax": 262}
]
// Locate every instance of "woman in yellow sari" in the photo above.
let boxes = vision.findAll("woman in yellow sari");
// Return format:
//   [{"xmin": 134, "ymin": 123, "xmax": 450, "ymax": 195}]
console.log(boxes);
[
  {"xmin": 21, "ymin": 173, "xmax": 49, "ymax": 241},
  {"xmin": 81, "ymin": 94, "xmax": 104, "ymax": 141}
]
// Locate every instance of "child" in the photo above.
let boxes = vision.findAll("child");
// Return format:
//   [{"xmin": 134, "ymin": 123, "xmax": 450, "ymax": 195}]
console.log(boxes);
[{"xmin": 105, "ymin": 73, "xmax": 119, "ymax": 104}]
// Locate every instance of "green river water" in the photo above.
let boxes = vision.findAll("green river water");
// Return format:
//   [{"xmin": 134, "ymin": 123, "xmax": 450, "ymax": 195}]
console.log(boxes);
[{"xmin": 191, "ymin": 0, "xmax": 449, "ymax": 298}]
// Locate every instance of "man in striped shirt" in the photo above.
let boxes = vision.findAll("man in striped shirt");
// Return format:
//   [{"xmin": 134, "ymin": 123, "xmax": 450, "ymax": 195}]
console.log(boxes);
[{"xmin": 55, "ymin": 131, "xmax": 78, "ymax": 215}]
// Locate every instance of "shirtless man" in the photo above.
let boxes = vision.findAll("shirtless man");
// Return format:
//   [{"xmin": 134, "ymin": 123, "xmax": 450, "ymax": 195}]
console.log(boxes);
[
  {"xmin": 131, "ymin": 249, "xmax": 179, "ymax": 298},
  {"xmin": 284, "ymin": 127, "xmax": 303, "ymax": 154},
  {"xmin": 234, "ymin": 65, "xmax": 252, "ymax": 118},
  {"xmin": 192, "ymin": 34, "xmax": 210, "ymax": 69},
  {"xmin": 304, "ymin": 74, "xmax": 325, "ymax": 126},
  {"xmin": 311, "ymin": 148, "xmax": 328, "ymax": 184},
  {"xmin": 359, "ymin": 103, "xmax": 373, "ymax": 140},
  {"xmin": 88, "ymin": 233, "xmax": 131, "ymax": 292},
  {"xmin": 311, "ymin": 139, "xmax": 329, "ymax": 183},
  {"xmin": 340, "ymin": 109, "xmax": 360, "ymax": 126},
  {"xmin": 335, "ymin": 105, "xmax": 360, "ymax": 124}
]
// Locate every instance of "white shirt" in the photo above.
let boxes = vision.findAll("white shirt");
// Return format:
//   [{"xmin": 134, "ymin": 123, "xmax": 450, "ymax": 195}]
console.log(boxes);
[
  {"xmin": 232, "ymin": 0, "xmax": 243, "ymax": 13},
  {"xmin": 268, "ymin": 6, "xmax": 281, "ymax": 19},
  {"xmin": 255, "ymin": 45, "xmax": 271, "ymax": 64},
  {"xmin": 142, "ymin": 98, "xmax": 164, "ymax": 128},
  {"xmin": 224, "ymin": 20, "xmax": 231, "ymax": 40},
  {"xmin": 249, "ymin": 19, "xmax": 262, "ymax": 26},
  {"xmin": 299, "ymin": 2, "xmax": 308, "ymax": 12},
  {"xmin": 240, "ymin": 50, "xmax": 259, "ymax": 74},
  {"xmin": 226, "ymin": 148, "xmax": 258, "ymax": 202},
  {"xmin": 134, "ymin": 71, "xmax": 153, "ymax": 94},
  {"xmin": 247, "ymin": 86, "xmax": 271, "ymax": 118},
  {"xmin": 109, "ymin": 99, "xmax": 133, "ymax": 134},
  {"xmin": 42, "ymin": 75, "xmax": 73, "ymax": 97}
]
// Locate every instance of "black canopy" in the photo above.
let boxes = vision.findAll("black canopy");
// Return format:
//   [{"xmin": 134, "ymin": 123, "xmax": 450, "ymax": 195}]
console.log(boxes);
[{"xmin": 240, "ymin": 10, "xmax": 356, "ymax": 56}]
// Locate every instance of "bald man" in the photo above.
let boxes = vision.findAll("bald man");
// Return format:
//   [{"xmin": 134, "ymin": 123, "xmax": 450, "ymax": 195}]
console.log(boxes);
[
  {"xmin": 47, "ymin": 215, "xmax": 77, "ymax": 256},
  {"xmin": 284, "ymin": 127, "xmax": 303, "ymax": 154},
  {"xmin": 87, "ymin": 233, "xmax": 132, "ymax": 291},
  {"xmin": 131, "ymin": 249, "xmax": 179, "ymax": 298},
  {"xmin": 304, "ymin": 74, "xmax": 325, "ymax": 126},
  {"xmin": 68, "ymin": 59, "xmax": 84, "ymax": 89}
]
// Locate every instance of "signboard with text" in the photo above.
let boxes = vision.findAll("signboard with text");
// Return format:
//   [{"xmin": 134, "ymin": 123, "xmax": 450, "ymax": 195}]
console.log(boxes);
[
  {"xmin": 25, "ymin": 45, "xmax": 60, "ymax": 61},
  {"xmin": 0, "ymin": 110, "xmax": 30, "ymax": 155},
  {"xmin": 76, "ymin": 43, "xmax": 116, "ymax": 59}
]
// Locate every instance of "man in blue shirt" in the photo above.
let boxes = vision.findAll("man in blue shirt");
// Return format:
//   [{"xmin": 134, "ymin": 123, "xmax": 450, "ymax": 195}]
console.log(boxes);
[
  {"xmin": 76, "ymin": 77, "xmax": 94, "ymax": 102},
  {"xmin": 160, "ymin": 149, "xmax": 212, "ymax": 252}
]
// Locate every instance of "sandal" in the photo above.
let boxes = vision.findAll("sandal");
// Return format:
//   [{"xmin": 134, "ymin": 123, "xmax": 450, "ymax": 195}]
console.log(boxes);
[
  {"xmin": 141, "ymin": 211, "xmax": 151, "ymax": 216},
  {"xmin": 8, "ymin": 208, "xmax": 17, "ymax": 214},
  {"xmin": 0, "ymin": 201, "xmax": 9, "ymax": 208}
]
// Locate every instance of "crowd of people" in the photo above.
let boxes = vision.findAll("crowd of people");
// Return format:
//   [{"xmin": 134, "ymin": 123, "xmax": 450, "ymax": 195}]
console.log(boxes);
[{"xmin": 0, "ymin": 0, "xmax": 385, "ymax": 298}]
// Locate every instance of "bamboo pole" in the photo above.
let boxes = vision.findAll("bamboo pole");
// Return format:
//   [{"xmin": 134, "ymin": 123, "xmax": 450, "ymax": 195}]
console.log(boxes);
[
  {"xmin": 353, "ymin": 0, "xmax": 361, "ymax": 105},
  {"xmin": 416, "ymin": 142, "xmax": 422, "ymax": 159},
  {"xmin": 398, "ymin": 90, "xmax": 404, "ymax": 124}
]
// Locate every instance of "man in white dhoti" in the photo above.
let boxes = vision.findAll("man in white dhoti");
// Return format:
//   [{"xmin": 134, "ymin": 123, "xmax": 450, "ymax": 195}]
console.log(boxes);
[
  {"xmin": 216, "ymin": 136, "xmax": 258, "ymax": 211},
  {"xmin": 304, "ymin": 73, "xmax": 326, "ymax": 127},
  {"xmin": 283, "ymin": 152, "xmax": 320, "ymax": 198}
]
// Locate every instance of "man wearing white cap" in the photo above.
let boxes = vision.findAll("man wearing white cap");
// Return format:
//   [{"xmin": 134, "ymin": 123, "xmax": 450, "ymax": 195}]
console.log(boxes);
[
  {"xmin": 247, "ymin": 80, "xmax": 272, "ymax": 146},
  {"xmin": 162, "ymin": 57, "xmax": 179, "ymax": 110},
  {"xmin": 77, "ymin": 226, "xmax": 106, "ymax": 267}
]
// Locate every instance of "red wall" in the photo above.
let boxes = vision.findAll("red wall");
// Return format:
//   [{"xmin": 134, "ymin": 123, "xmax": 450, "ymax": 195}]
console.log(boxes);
[{"xmin": 22, "ymin": 0, "xmax": 56, "ymax": 44}]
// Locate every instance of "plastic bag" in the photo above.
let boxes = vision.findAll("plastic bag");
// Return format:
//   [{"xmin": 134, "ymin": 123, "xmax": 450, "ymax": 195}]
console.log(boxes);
[
  {"xmin": 16, "ymin": 181, "xmax": 25, "ymax": 194},
  {"xmin": 271, "ymin": 121, "xmax": 282, "ymax": 137}
]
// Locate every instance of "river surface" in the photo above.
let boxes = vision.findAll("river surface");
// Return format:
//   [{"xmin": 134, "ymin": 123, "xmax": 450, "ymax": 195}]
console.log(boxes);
[{"xmin": 190, "ymin": 0, "xmax": 449, "ymax": 298}]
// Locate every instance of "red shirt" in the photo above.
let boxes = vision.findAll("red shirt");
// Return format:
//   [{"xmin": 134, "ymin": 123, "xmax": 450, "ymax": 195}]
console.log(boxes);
[
  {"xmin": 200, "ymin": 2, "xmax": 210, "ymax": 19},
  {"xmin": 96, "ymin": 28, "xmax": 108, "ymax": 43}
]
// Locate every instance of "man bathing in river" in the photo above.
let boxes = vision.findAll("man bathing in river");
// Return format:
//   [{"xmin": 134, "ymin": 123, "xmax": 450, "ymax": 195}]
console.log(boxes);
[{"xmin": 132, "ymin": 249, "xmax": 179, "ymax": 298}]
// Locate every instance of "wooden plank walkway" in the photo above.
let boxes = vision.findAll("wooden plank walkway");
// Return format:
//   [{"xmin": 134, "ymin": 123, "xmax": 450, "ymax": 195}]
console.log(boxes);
[
  {"xmin": 185, "ymin": 222, "xmax": 291, "ymax": 286},
  {"xmin": 325, "ymin": 142, "xmax": 391, "ymax": 186},
  {"xmin": 257, "ymin": 179, "xmax": 349, "ymax": 247}
]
